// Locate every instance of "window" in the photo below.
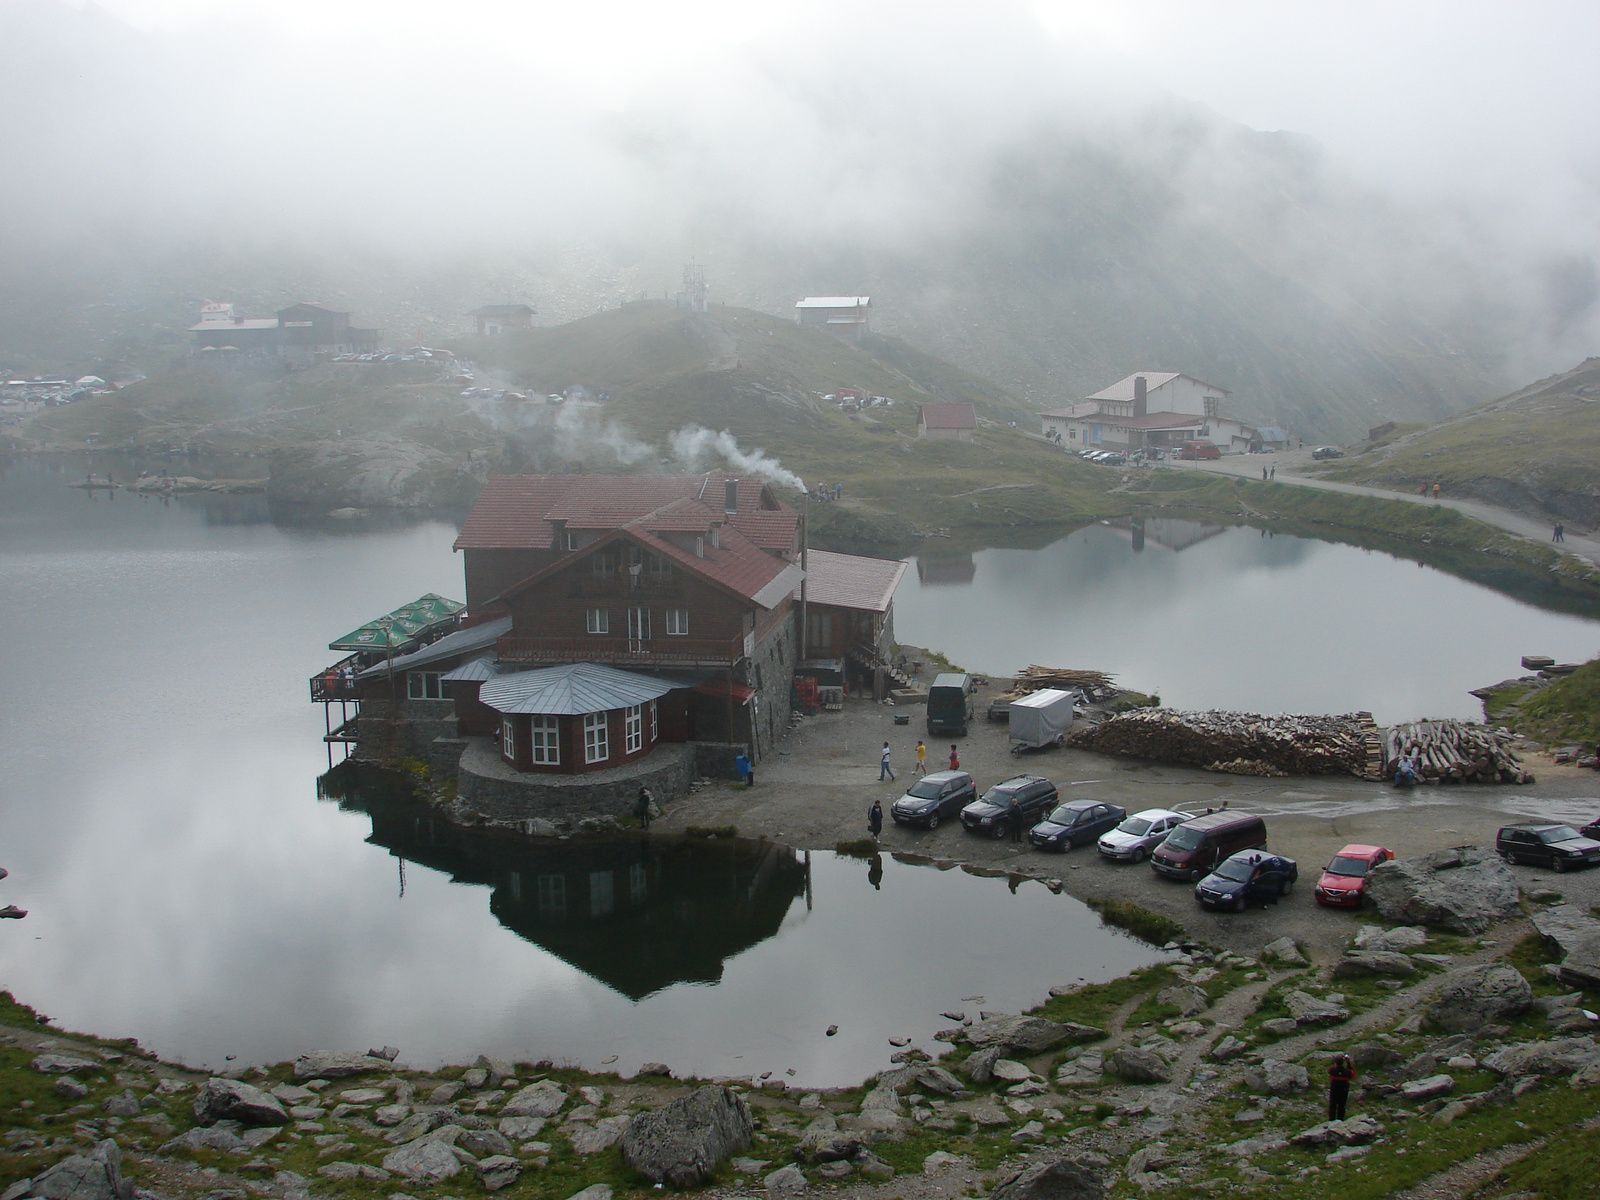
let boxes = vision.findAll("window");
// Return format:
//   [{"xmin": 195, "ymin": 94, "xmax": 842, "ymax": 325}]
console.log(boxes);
[
  {"xmin": 566, "ymin": 531, "xmax": 579, "ymax": 551},
  {"xmin": 408, "ymin": 671, "xmax": 443, "ymax": 700},
  {"xmin": 591, "ymin": 548, "xmax": 617, "ymax": 577},
  {"xmin": 629, "ymin": 862, "xmax": 648, "ymax": 904},
  {"xmin": 1204, "ymin": 396, "xmax": 1220, "ymax": 418},
  {"xmin": 537, "ymin": 874, "xmax": 566, "ymax": 919},
  {"xmin": 625, "ymin": 704, "xmax": 643, "ymax": 753},
  {"xmin": 586, "ymin": 607, "xmax": 609, "ymax": 634},
  {"xmin": 584, "ymin": 712, "xmax": 609, "ymax": 763},
  {"xmin": 648, "ymin": 553, "xmax": 671, "ymax": 580},
  {"xmin": 530, "ymin": 715, "xmax": 559, "ymax": 765},
  {"xmin": 650, "ymin": 699, "xmax": 658, "ymax": 740},
  {"xmin": 589, "ymin": 871, "xmax": 614, "ymax": 917},
  {"xmin": 500, "ymin": 718, "xmax": 516, "ymax": 762},
  {"xmin": 628, "ymin": 606, "xmax": 651, "ymax": 643},
  {"xmin": 666, "ymin": 608, "xmax": 689, "ymax": 636}
]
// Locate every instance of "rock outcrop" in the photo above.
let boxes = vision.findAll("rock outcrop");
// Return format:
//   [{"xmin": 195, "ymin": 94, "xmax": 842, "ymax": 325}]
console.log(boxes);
[
  {"xmin": 620, "ymin": 1085, "xmax": 753, "ymax": 1187},
  {"xmin": 193, "ymin": 1078, "xmax": 291, "ymax": 1127},
  {"xmin": 989, "ymin": 1156, "xmax": 1104, "ymax": 1200},
  {"xmin": 292, "ymin": 1050, "xmax": 396, "ymax": 1080},
  {"xmin": 1429, "ymin": 964, "xmax": 1534, "ymax": 1033},
  {"xmin": 1532, "ymin": 905, "xmax": 1600, "ymax": 989},
  {"xmin": 1364, "ymin": 847, "xmax": 1519, "ymax": 934},
  {"xmin": 268, "ymin": 438, "xmax": 489, "ymax": 512},
  {"xmin": 963, "ymin": 1016, "xmax": 1103, "ymax": 1055},
  {"xmin": 11, "ymin": 1139, "xmax": 134, "ymax": 1200}
]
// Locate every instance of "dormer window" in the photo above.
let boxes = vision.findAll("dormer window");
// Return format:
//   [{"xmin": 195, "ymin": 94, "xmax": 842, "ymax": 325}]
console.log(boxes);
[
  {"xmin": 695, "ymin": 536, "xmax": 704, "ymax": 558},
  {"xmin": 711, "ymin": 525, "xmax": 720, "ymax": 549},
  {"xmin": 566, "ymin": 531, "xmax": 578, "ymax": 551}
]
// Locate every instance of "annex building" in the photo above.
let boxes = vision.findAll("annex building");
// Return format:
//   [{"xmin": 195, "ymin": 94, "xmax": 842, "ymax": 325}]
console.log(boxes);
[{"xmin": 1040, "ymin": 372, "xmax": 1254, "ymax": 453}]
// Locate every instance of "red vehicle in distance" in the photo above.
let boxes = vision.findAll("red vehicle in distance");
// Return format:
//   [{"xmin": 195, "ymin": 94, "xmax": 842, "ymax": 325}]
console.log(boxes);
[
  {"xmin": 1177, "ymin": 440, "xmax": 1220, "ymax": 460},
  {"xmin": 1314, "ymin": 844, "xmax": 1395, "ymax": 907}
]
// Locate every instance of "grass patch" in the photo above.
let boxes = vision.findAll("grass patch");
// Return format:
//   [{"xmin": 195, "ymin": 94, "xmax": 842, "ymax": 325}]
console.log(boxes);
[
  {"xmin": 1030, "ymin": 965, "xmax": 1176, "ymax": 1032},
  {"xmin": 833, "ymin": 838, "xmax": 881, "ymax": 858},
  {"xmin": 684, "ymin": 824, "xmax": 739, "ymax": 839},
  {"xmin": 1470, "ymin": 1124, "xmax": 1600, "ymax": 1199},
  {"xmin": 1511, "ymin": 658, "xmax": 1600, "ymax": 747},
  {"xmin": 1084, "ymin": 897, "xmax": 1186, "ymax": 946}
]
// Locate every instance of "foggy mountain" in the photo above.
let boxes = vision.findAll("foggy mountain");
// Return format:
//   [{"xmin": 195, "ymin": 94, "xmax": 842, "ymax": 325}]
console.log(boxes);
[{"xmin": 2, "ymin": 1, "xmax": 1594, "ymax": 441}]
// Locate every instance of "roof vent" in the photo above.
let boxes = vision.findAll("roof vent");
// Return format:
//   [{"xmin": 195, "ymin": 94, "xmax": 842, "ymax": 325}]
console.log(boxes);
[{"xmin": 724, "ymin": 479, "xmax": 739, "ymax": 514}]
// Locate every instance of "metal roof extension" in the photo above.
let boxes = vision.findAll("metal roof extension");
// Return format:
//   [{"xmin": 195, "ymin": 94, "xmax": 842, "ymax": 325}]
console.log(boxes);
[
  {"xmin": 478, "ymin": 662, "xmax": 679, "ymax": 715},
  {"xmin": 356, "ymin": 616, "xmax": 511, "ymax": 680}
]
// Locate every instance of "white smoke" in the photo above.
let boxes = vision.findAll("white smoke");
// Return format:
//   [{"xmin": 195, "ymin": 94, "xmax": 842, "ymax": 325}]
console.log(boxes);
[
  {"xmin": 667, "ymin": 425, "xmax": 805, "ymax": 493},
  {"xmin": 554, "ymin": 400, "xmax": 655, "ymax": 465}
]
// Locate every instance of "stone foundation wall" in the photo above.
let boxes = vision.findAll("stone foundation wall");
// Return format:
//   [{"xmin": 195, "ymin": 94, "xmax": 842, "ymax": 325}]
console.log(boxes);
[
  {"xmin": 694, "ymin": 742, "xmax": 750, "ymax": 780},
  {"xmin": 429, "ymin": 737, "xmax": 469, "ymax": 778},
  {"xmin": 457, "ymin": 738, "xmax": 697, "ymax": 823},
  {"xmin": 356, "ymin": 698, "xmax": 459, "ymax": 762}
]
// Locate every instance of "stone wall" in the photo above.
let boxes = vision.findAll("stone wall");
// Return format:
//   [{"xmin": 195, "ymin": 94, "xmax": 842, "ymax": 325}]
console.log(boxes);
[
  {"xmin": 457, "ymin": 738, "xmax": 697, "ymax": 823},
  {"xmin": 429, "ymin": 737, "xmax": 469, "ymax": 778},
  {"xmin": 743, "ymin": 613, "xmax": 798, "ymax": 762},
  {"xmin": 356, "ymin": 698, "xmax": 459, "ymax": 762},
  {"xmin": 694, "ymin": 742, "xmax": 750, "ymax": 780}
]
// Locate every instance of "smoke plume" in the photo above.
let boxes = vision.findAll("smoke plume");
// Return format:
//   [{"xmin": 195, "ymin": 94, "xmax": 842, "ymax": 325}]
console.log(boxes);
[{"xmin": 667, "ymin": 426, "xmax": 805, "ymax": 492}]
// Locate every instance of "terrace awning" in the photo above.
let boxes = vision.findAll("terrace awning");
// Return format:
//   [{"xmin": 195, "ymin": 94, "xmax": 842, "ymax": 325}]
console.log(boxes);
[{"xmin": 328, "ymin": 592, "xmax": 464, "ymax": 652}]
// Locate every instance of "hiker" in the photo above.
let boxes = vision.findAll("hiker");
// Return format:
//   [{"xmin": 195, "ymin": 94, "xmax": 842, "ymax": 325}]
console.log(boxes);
[
  {"xmin": 1554, "ymin": 522, "xmax": 1566, "ymax": 543},
  {"xmin": 1328, "ymin": 1053, "xmax": 1356, "ymax": 1120},
  {"xmin": 1270, "ymin": 465, "xmax": 1275, "ymax": 480},
  {"xmin": 914, "ymin": 740, "xmax": 928, "ymax": 775},
  {"xmin": 879, "ymin": 741, "xmax": 895, "ymax": 781},
  {"xmin": 735, "ymin": 752, "xmax": 753, "ymax": 787},
  {"xmin": 1009, "ymin": 795, "xmax": 1025, "ymax": 842},
  {"xmin": 1419, "ymin": 482, "xmax": 1429, "ymax": 497},
  {"xmin": 636, "ymin": 787, "xmax": 653, "ymax": 830},
  {"xmin": 868, "ymin": 799, "xmax": 883, "ymax": 839},
  {"xmin": 867, "ymin": 854, "xmax": 884, "ymax": 890},
  {"xmin": 1262, "ymin": 466, "xmax": 1268, "ymax": 481},
  {"xmin": 949, "ymin": 744, "xmax": 960, "ymax": 771},
  {"xmin": 1432, "ymin": 482, "xmax": 1441, "ymax": 499}
]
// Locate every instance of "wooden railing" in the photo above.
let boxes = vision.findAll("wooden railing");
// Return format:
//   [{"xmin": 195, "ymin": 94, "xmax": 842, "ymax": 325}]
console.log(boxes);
[
  {"xmin": 497, "ymin": 634, "xmax": 745, "ymax": 668},
  {"xmin": 310, "ymin": 653, "xmax": 366, "ymax": 702}
]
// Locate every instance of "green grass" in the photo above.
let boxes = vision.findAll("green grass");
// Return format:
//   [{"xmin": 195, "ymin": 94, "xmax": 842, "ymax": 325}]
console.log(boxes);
[
  {"xmin": 1511, "ymin": 660, "xmax": 1600, "ymax": 747},
  {"xmin": 1469, "ymin": 1124, "xmax": 1600, "ymax": 1199},
  {"xmin": 1083, "ymin": 898, "xmax": 1186, "ymax": 946}
]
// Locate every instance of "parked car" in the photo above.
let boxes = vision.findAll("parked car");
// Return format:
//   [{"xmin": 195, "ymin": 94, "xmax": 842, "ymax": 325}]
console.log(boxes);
[
  {"xmin": 1178, "ymin": 440, "xmax": 1221, "ymax": 460},
  {"xmin": 1497, "ymin": 823, "xmax": 1600, "ymax": 872},
  {"xmin": 1097, "ymin": 452, "xmax": 1127, "ymax": 466},
  {"xmin": 1028, "ymin": 800, "xmax": 1126, "ymax": 852},
  {"xmin": 1098, "ymin": 808, "xmax": 1197, "ymax": 863},
  {"xmin": 1311, "ymin": 446, "xmax": 1345, "ymax": 460},
  {"xmin": 1151, "ymin": 810, "xmax": 1268, "ymax": 881},
  {"xmin": 1195, "ymin": 851, "xmax": 1298, "ymax": 911},
  {"xmin": 1583, "ymin": 817, "xmax": 1600, "ymax": 841},
  {"xmin": 926, "ymin": 673, "xmax": 974, "ymax": 737},
  {"xmin": 890, "ymin": 770, "xmax": 976, "ymax": 829},
  {"xmin": 961, "ymin": 775, "xmax": 1059, "ymax": 839},
  {"xmin": 1313, "ymin": 844, "xmax": 1395, "ymax": 907}
]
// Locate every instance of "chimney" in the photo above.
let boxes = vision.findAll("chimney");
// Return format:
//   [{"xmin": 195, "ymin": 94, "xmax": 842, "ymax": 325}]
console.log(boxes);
[
  {"xmin": 1133, "ymin": 375, "xmax": 1147, "ymax": 419},
  {"xmin": 724, "ymin": 479, "xmax": 739, "ymax": 514}
]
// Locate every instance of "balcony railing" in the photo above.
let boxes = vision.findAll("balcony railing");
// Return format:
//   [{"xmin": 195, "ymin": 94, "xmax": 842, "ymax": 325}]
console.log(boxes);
[
  {"xmin": 497, "ymin": 634, "xmax": 745, "ymax": 668},
  {"xmin": 310, "ymin": 653, "xmax": 366, "ymax": 702}
]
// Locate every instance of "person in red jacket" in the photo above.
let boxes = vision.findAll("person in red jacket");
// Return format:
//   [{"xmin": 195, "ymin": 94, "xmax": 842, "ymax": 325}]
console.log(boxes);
[
  {"xmin": 948, "ymin": 744, "xmax": 960, "ymax": 771},
  {"xmin": 1328, "ymin": 1053, "xmax": 1356, "ymax": 1120}
]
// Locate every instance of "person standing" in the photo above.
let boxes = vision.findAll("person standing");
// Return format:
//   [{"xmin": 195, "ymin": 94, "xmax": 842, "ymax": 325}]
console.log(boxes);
[
  {"xmin": 636, "ymin": 787, "xmax": 653, "ymax": 830},
  {"xmin": 1269, "ymin": 465, "xmax": 1276, "ymax": 480},
  {"xmin": 914, "ymin": 740, "xmax": 928, "ymax": 775},
  {"xmin": 879, "ymin": 741, "xmax": 895, "ymax": 782},
  {"xmin": 1327, "ymin": 1053, "xmax": 1355, "ymax": 1120},
  {"xmin": 868, "ymin": 799, "xmax": 883, "ymax": 839},
  {"xmin": 1262, "ymin": 466, "xmax": 1268, "ymax": 481},
  {"xmin": 735, "ymin": 752, "xmax": 753, "ymax": 787},
  {"xmin": 1432, "ymin": 482, "xmax": 1441, "ymax": 499},
  {"xmin": 948, "ymin": 744, "xmax": 960, "ymax": 771},
  {"xmin": 1009, "ymin": 796, "xmax": 1025, "ymax": 842}
]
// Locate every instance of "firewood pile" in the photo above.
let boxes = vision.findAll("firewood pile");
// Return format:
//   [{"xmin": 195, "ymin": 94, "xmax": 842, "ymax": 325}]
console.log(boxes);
[
  {"xmin": 1000, "ymin": 665, "xmax": 1118, "ymax": 703},
  {"xmin": 1068, "ymin": 708, "xmax": 1386, "ymax": 779},
  {"xmin": 1386, "ymin": 721, "xmax": 1534, "ymax": 785}
]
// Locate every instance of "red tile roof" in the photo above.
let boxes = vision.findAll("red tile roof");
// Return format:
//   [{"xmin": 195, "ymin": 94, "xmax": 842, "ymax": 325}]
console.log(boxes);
[
  {"xmin": 727, "ymin": 509, "xmax": 799, "ymax": 552},
  {"xmin": 802, "ymin": 550, "xmax": 908, "ymax": 612},
  {"xmin": 918, "ymin": 403, "xmax": 978, "ymax": 430},
  {"xmin": 453, "ymin": 477, "xmax": 583, "ymax": 549}
]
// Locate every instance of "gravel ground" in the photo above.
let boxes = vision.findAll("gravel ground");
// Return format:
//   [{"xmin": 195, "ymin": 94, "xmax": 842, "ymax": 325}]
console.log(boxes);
[{"xmin": 659, "ymin": 683, "xmax": 1600, "ymax": 964}]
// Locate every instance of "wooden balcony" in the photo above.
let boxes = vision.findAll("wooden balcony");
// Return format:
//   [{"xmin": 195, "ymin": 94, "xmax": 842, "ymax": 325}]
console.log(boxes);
[{"xmin": 497, "ymin": 634, "xmax": 745, "ymax": 669}]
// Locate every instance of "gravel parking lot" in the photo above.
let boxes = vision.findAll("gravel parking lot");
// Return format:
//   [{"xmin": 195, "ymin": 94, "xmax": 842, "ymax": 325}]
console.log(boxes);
[{"xmin": 660, "ymin": 684, "xmax": 1600, "ymax": 962}]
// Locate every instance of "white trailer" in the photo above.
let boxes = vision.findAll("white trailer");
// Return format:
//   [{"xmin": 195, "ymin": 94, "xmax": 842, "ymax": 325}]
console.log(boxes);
[{"xmin": 1008, "ymin": 688, "xmax": 1076, "ymax": 751}]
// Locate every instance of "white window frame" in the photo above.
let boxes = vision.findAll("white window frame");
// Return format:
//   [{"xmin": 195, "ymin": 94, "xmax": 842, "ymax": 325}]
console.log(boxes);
[
  {"xmin": 408, "ymin": 671, "xmax": 443, "ymax": 700},
  {"xmin": 666, "ymin": 607, "xmax": 689, "ymax": 636},
  {"xmin": 586, "ymin": 607, "xmax": 609, "ymax": 634},
  {"xmin": 624, "ymin": 704, "xmax": 643, "ymax": 754},
  {"xmin": 566, "ymin": 531, "xmax": 579, "ymax": 551},
  {"xmin": 584, "ymin": 711, "xmax": 609, "ymax": 763},
  {"xmin": 530, "ymin": 714, "xmax": 560, "ymax": 765},
  {"xmin": 650, "ymin": 699, "xmax": 658, "ymax": 740},
  {"xmin": 500, "ymin": 717, "xmax": 516, "ymax": 762}
]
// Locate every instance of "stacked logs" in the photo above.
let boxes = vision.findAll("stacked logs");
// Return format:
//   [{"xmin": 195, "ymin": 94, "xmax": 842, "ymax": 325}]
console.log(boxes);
[
  {"xmin": 1067, "ymin": 708, "xmax": 1385, "ymax": 778},
  {"xmin": 1002, "ymin": 665, "xmax": 1118, "ymax": 704},
  {"xmin": 1385, "ymin": 721, "xmax": 1534, "ymax": 785}
]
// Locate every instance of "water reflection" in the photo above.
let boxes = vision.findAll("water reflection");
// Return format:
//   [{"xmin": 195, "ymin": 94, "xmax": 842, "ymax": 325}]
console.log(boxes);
[{"xmin": 325, "ymin": 768, "xmax": 809, "ymax": 1000}]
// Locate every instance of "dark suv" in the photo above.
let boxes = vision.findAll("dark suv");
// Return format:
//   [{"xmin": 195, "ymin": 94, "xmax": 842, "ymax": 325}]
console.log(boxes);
[
  {"xmin": 889, "ymin": 771, "xmax": 976, "ymax": 829},
  {"xmin": 961, "ymin": 775, "xmax": 1059, "ymax": 840},
  {"xmin": 1497, "ymin": 823, "xmax": 1600, "ymax": 872}
]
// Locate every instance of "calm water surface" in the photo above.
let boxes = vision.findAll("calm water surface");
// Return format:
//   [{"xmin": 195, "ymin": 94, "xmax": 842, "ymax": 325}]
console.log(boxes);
[
  {"xmin": 0, "ymin": 458, "xmax": 1153, "ymax": 1085},
  {"xmin": 899, "ymin": 519, "xmax": 1600, "ymax": 723}
]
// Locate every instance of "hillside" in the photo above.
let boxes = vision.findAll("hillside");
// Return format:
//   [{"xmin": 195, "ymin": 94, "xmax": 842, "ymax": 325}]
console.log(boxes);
[{"xmin": 1310, "ymin": 358, "xmax": 1600, "ymax": 525}]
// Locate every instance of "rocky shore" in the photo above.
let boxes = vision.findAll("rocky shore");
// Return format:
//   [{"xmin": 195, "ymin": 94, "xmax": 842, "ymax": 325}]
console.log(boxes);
[{"xmin": 6, "ymin": 845, "xmax": 1600, "ymax": 1200}]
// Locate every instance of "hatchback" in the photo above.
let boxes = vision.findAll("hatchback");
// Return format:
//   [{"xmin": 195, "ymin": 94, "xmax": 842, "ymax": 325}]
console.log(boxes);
[
  {"xmin": 1028, "ymin": 800, "xmax": 1126, "ymax": 852},
  {"xmin": 1314, "ymin": 844, "xmax": 1394, "ymax": 907}
]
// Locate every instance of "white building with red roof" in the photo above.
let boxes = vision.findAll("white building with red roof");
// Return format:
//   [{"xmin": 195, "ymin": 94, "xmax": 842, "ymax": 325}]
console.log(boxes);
[
  {"xmin": 1039, "ymin": 372, "xmax": 1254, "ymax": 454},
  {"xmin": 917, "ymin": 403, "xmax": 978, "ymax": 442}
]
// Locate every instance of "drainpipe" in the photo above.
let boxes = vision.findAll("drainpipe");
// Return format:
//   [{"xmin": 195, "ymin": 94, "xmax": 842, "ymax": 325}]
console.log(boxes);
[{"xmin": 799, "ymin": 496, "xmax": 809, "ymax": 660}]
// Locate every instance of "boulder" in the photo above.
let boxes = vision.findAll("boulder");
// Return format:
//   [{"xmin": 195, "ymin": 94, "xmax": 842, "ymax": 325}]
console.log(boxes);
[
  {"xmin": 1400, "ymin": 1074, "xmax": 1456, "ymax": 1101},
  {"xmin": 763, "ymin": 1165, "xmax": 808, "ymax": 1193},
  {"xmin": 291, "ymin": 1051, "xmax": 394, "ymax": 1080},
  {"xmin": 385, "ymin": 1108, "xmax": 457, "ymax": 1145},
  {"xmin": 20, "ymin": 1139, "xmax": 133, "ymax": 1200},
  {"xmin": 1482, "ymin": 1036, "xmax": 1600, "ymax": 1077},
  {"xmin": 478, "ymin": 1156, "xmax": 521, "ymax": 1192},
  {"xmin": 102, "ymin": 1091, "xmax": 139, "ymax": 1118},
  {"xmin": 964, "ymin": 1016, "xmax": 1103, "ymax": 1055},
  {"xmin": 570, "ymin": 1116, "xmax": 630, "ymax": 1155},
  {"xmin": 474, "ymin": 1054, "xmax": 516, "ymax": 1085},
  {"xmin": 1260, "ymin": 1018, "xmax": 1299, "ymax": 1037},
  {"xmin": 1010, "ymin": 1120, "xmax": 1045, "ymax": 1144},
  {"xmin": 924, "ymin": 1151, "xmax": 969, "ymax": 1173},
  {"xmin": 567, "ymin": 1188, "xmax": 612, "ymax": 1200},
  {"xmin": 913, "ymin": 1065, "xmax": 963, "ymax": 1094},
  {"xmin": 1571, "ymin": 1061, "xmax": 1600, "ymax": 1089},
  {"xmin": 194, "ymin": 1078, "xmax": 290, "ymax": 1127},
  {"xmin": 1363, "ymin": 848, "xmax": 1519, "ymax": 934},
  {"xmin": 458, "ymin": 1129, "xmax": 513, "ymax": 1158},
  {"xmin": 855, "ymin": 1152, "xmax": 895, "ymax": 1181},
  {"xmin": 621, "ymin": 1085, "xmax": 753, "ymax": 1187},
  {"xmin": 1348, "ymin": 1042, "xmax": 1402, "ymax": 1070},
  {"xmin": 1105, "ymin": 1047, "xmax": 1169, "ymax": 1084},
  {"xmin": 1531, "ymin": 905, "xmax": 1600, "ymax": 988},
  {"xmin": 1242, "ymin": 1060, "xmax": 1310, "ymax": 1094},
  {"xmin": 796, "ymin": 1115, "xmax": 859, "ymax": 1164},
  {"xmin": 1428, "ymin": 964, "xmax": 1534, "ymax": 1033},
  {"xmin": 382, "ymin": 1137, "xmax": 464, "ymax": 1183},
  {"xmin": 502, "ymin": 1080, "xmax": 567, "ymax": 1119},
  {"xmin": 1209, "ymin": 1036, "xmax": 1246, "ymax": 1062},
  {"xmin": 499, "ymin": 1116, "xmax": 546, "ymax": 1141},
  {"xmin": 960, "ymin": 1046, "xmax": 1005, "ymax": 1083},
  {"xmin": 1284, "ymin": 990, "xmax": 1349, "ymax": 1025},
  {"xmin": 846, "ymin": 1109, "xmax": 910, "ymax": 1135},
  {"xmin": 53, "ymin": 1078, "xmax": 89, "ymax": 1101},
  {"xmin": 991, "ymin": 1060, "xmax": 1035, "ymax": 1083},
  {"xmin": 1290, "ymin": 1116, "xmax": 1381, "ymax": 1147},
  {"xmin": 31, "ymin": 1054, "xmax": 100, "ymax": 1076},
  {"xmin": 160, "ymin": 1126, "xmax": 248, "ymax": 1155},
  {"xmin": 1333, "ymin": 952, "xmax": 1417, "ymax": 979},
  {"xmin": 1156, "ymin": 985, "xmax": 1209, "ymax": 1018},
  {"xmin": 1354, "ymin": 925, "xmax": 1429, "ymax": 953},
  {"xmin": 1261, "ymin": 937, "xmax": 1308, "ymax": 967},
  {"xmin": 989, "ymin": 1156, "xmax": 1105, "ymax": 1200},
  {"xmin": 1055, "ymin": 1051, "xmax": 1104, "ymax": 1088}
]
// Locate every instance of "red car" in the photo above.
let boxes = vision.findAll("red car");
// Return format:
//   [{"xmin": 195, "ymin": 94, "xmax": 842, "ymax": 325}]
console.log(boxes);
[{"xmin": 1313, "ymin": 844, "xmax": 1395, "ymax": 907}]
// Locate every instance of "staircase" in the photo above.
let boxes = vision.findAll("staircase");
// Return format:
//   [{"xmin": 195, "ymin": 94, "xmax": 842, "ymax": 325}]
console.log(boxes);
[{"xmin": 846, "ymin": 643, "xmax": 914, "ymax": 690}]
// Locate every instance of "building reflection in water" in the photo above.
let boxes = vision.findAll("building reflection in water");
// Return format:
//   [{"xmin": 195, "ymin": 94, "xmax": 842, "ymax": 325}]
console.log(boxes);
[{"xmin": 320, "ymin": 766, "xmax": 809, "ymax": 1000}]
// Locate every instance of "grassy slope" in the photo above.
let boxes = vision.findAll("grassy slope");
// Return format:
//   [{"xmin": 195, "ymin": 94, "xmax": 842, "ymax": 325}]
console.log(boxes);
[
  {"xmin": 1311, "ymin": 357, "xmax": 1600, "ymax": 511},
  {"xmin": 1480, "ymin": 659, "xmax": 1600, "ymax": 748}
]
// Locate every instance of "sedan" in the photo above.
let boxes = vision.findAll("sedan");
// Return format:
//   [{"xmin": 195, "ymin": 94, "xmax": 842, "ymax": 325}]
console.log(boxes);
[
  {"xmin": 1195, "ymin": 852, "xmax": 1298, "ymax": 912},
  {"xmin": 1311, "ymin": 446, "xmax": 1345, "ymax": 460},
  {"xmin": 961, "ymin": 775, "xmax": 1059, "ymax": 840},
  {"xmin": 1029, "ymin": 800, "xmax": 1126, "ymax": 852},
  {"xmin": 1498, "ymin": 823, "xmax": 1600, "ymax": 872},
  {"xmin": 889, "ymin": 770, "xmax": 976, "ymax": 830},
  {"xmin": 1098, "ymin": 808, "xmax": 1196, "ymax": 863},
  {"xmin": 1314, "ymin": 843, "xmax": 1394, "ymax": 907}
]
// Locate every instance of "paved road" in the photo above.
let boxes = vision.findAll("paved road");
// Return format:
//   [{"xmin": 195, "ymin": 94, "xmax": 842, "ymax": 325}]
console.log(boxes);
[{"xmin": 1158, "ymin": 449, "xmax": 1600, "ymax": 565}]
